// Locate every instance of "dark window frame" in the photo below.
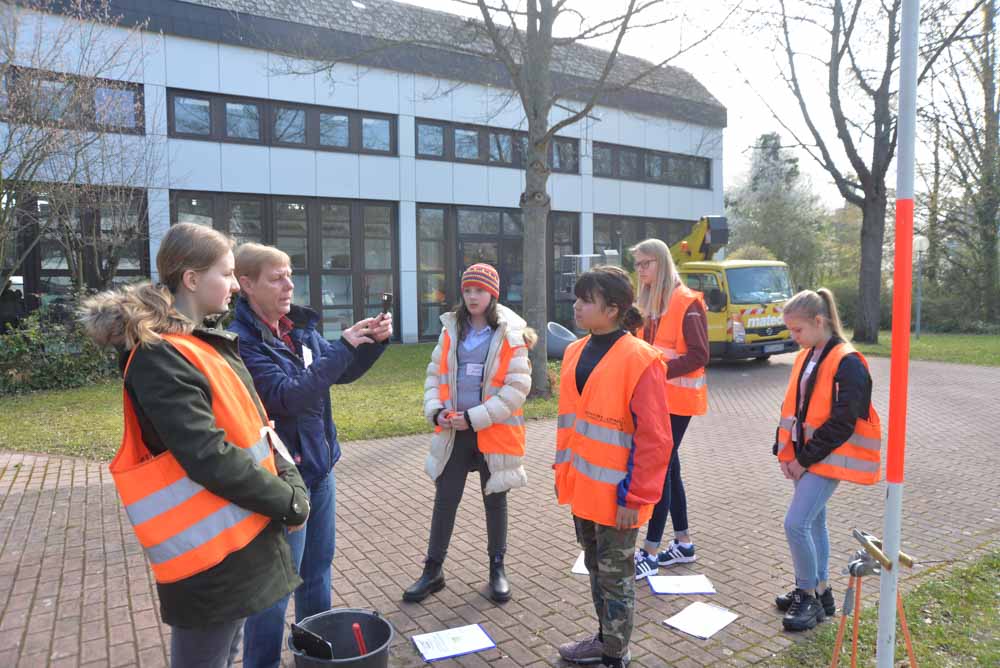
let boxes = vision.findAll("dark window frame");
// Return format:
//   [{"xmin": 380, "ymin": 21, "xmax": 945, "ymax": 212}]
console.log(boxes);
[
  {"xmin": 20, "ymin": 189, "xmax": 151, "ymax": 300},
  {"xmin": 1, "ymin": 66, "xmax": 145, "ymax": 135},
  {"xmin": 415, "ymin": 203, "xmax": 578, "ymax": 339},
  {"xmin": 169, "ymin": 190, "xmax": 400, "ymax": 339},
  {"xmin": 166, "ymin": 88, "xmax": 398, "ymax": 156},
  {"xmin": 414, "ymin": 117, "xmax": 580, "ymax": 174},
  {"xmin": 592, "ymin": 141, "xmax": 712, "ymax": 189}
]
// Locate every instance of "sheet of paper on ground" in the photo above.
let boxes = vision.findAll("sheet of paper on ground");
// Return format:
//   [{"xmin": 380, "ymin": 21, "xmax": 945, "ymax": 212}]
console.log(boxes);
[
  {"xmin": 663, "ymin": 601, "xmax": 738, "ymax": 639},
  {"xmin": 648, "ymin": 574, "xmax": 716, "ymax": 595},
  {"xmin": 412, "ymin": 624, "xmax": 496, "ymax": 662}
]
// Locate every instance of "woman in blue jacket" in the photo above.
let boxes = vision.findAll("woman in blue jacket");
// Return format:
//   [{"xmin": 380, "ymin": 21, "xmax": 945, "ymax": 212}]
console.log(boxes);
[{"xmin": 228, "ymin": 243, "xmax": 391, "ymax": 668}]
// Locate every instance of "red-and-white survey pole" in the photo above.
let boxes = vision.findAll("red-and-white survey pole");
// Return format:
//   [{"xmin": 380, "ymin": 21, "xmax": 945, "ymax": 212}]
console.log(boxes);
[{"xmin": 876, "ymin": 0, "xmax": 919, "ymax": 664}]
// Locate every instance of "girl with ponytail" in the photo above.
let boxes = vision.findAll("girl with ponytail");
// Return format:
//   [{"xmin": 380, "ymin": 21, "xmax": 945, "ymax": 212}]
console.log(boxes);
[
  {"xmin": 771, "ymin": 287, "xmax": 881, "ymax": 633},
  {"xmin": 79, "ymin": 223, "xmax": 310, "ymax": 667},
  {"xmin": 554, "ymin": 265, "xmax": 673, "ymax": 668}
]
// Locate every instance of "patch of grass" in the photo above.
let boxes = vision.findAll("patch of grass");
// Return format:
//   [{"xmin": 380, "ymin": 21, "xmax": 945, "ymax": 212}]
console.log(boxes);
[
  {"xmin": 0, "ymin": 343, "xmax": 562, "ymax": 461},
  {"xmin": 770, "ymin": 551, "xmax": 1000, "ymax": 667},
  {"xmin": 854, "ymin": 331, "xmax": 1000, "ymax": 366}
]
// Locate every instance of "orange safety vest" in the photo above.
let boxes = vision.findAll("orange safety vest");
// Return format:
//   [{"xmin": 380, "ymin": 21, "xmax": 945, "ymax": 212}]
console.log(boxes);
[
  {"xmin": 435, "ymin": 329, "xmax": 526, "ymax": 457},
  {"xmin": 110, "ymin": 334, "xmax": 280, "ymax": 584},
  {"xmin": 639, "ymin": 283, "xmax": 708, "ymax": 416},
  {"xmin": 776, "ymin": 342, "xmax": 882, "ymax": 485},
  {"xmin": 554, "ymin": 334, "xmax": 665, "ymax": 528}
]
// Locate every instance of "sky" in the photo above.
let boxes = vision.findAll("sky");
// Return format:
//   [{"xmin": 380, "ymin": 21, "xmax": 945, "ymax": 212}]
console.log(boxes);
[{"xmin": 396, "ymin": 0, "xmax": 851, "ymax": 207}]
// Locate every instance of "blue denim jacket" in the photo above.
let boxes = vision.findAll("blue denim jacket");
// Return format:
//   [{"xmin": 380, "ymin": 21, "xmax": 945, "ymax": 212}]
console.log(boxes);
[{"xmin": 229, "ymin": 297, "xmax": 386, "ymax": 486}]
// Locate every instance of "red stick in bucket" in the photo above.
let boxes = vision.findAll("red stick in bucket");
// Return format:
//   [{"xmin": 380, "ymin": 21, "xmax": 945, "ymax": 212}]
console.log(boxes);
[{"xmin": 352, "ymin": 622, "xmax": 368, "ymax": 655}]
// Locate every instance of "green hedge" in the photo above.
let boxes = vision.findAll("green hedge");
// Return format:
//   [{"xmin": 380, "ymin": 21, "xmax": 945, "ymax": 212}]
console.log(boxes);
[
  {"xmin": 0, "ymin": 302, "xmax": 118, "ymax": 395},
  {"xmin": 826, "ymin": 278, "xmax": 1000, "ymax": 335}
]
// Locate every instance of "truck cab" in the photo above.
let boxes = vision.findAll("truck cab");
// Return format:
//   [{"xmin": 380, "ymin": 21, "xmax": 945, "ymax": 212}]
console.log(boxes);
[
  {"xmin": 668, "ymin": 216, "xmax": 798, "ymax": 361},
  {"xmin": 678, "ymin": 260, "xmax": 799, "ymax": 360}
]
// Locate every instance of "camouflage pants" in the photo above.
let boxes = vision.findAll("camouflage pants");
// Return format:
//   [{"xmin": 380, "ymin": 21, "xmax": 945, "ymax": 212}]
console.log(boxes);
[{"xmin": 574, "ymin": 517, "xmax": 638, "ymax": 659}]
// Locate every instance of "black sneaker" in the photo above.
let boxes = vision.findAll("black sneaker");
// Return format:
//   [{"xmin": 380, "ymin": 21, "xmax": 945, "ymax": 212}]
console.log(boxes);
[
  {"xmin": 782, "ymin": 589, "xmax": 825, "ymax": 631},
  {"xmin": 776, "ymin": 587, "xmax": 836, "ymax": 616}
]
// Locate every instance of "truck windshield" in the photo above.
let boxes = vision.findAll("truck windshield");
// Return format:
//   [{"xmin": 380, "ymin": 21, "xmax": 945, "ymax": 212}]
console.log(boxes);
[{"xmin": 726, "ymin": 266, "xmax": 792, "ymax": 304}]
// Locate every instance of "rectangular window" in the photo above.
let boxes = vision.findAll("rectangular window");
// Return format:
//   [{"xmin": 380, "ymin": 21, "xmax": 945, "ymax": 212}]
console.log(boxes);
[
  {"xmin": 362, "ymin": 117, "xmax": 391, "ymax": 152},
  {"xmin": 619, "ymin": 148, "xmax": 641, "ymax": 180},
  {"xmin": 488, "ymin": 132, "xmax": 512, "ymax": 164},
  {"xmin": 417, "ymin": 122, "xmax": 445, "ymax": 157},
  {"xmin": 645, "ymin": 153, "xmax": 665, "ymax": 181},
  {"xmin": 174, "ymin": 95, "xmax": 211, "ymax": 135},
  {"xmin": 593, "ymin": 144, "xmax": 614, "ymax": 176},
  {"xmin": 176, "ymin": 195, "xmax": 214, "ymax": 227},
  {"xmin": 274, "ymin": 106, "xmax": 306, "ymax": 144},
  {"xmin": 454, "ymin": 128, "xmax": 480, "ymax": 160},
  {"xmin": 228, "ymin": 199, "xmax": 263, "ymax": 245},
  {"xmin": 457, "ymin": 208, "xmax": 500, "ymax": 236},
  {"xmin": 319, "ymin": 112, "xmax": 349, "ymax": 148},
  {"xmin": 321, "ymin": 203, "xmax": 351, "ymax": 270},
  {"xmin": 225, "ymin": 101, "xmax": 260, "ymax": 140},
  {"xmin": 95, "ymin": 86, "xmax": 138, "ymax": 128},
  {"xmin": 552, "ymin": 138, "xmax": 579, "ymax": 173},
  {"xmin": 37, "ymin": 79, "xmax": 75, "ymax": 122},
  {"xmin": 275, "ymin": 200, "xmax": 309, "ymax": 269}
]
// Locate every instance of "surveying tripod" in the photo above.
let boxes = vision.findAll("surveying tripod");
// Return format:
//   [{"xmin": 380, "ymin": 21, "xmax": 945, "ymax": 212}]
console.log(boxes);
[{"xmin": 829, "ymin": 529, "xmax": 917, "ymax": 668}]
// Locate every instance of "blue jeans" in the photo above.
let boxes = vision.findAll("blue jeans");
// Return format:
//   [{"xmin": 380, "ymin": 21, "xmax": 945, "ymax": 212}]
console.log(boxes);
[
  {"xmin": 243, "ymin": 470, "xmax": 336, "ymax": 668},
  {"xmin": 644, "ymin": 414, "xmax": 692, "ymax": 547},
  {"xmin": 784, "ymin": 472, "xmax": 839, "ymax": 591}
]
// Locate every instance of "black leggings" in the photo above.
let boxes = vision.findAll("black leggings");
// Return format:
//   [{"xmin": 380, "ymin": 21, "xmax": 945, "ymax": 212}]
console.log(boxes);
[{"xmin": 426, "ymin": 430, "xmax": 508, "ymax": 563}]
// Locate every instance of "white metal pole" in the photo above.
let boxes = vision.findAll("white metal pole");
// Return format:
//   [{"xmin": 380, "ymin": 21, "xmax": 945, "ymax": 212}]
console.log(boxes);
[{"xmin": 877, "ymin": 0, "xmax": 919, "ymax": 665}]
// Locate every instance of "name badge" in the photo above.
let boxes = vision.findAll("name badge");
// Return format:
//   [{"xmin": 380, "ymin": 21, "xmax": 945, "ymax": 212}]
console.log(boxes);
[
  {"xmin": 302, "ymin": 347, "xmax": 314, "ymax": 368},
  {"xmin": 465, "ymin": 363, "xmax": 484, "ymax": 378}
]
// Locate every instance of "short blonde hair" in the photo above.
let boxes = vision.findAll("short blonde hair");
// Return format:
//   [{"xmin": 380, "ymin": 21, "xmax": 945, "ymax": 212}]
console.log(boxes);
[{"xmin": 234, "ymin": 243, "xmax": 291, "ymax": 281}]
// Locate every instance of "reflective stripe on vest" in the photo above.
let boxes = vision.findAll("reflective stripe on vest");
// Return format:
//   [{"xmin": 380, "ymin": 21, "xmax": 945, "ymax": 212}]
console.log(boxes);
[
  {"xmin": 775, "ymin": 343, "xmax": 883, "ymax": 485},
  {"xmin": 435, "ymin": 328, "xmax": 527, "ymax": 458},
  {"xmin": 554, "ymin": 334, "xmax": 665, "ymax": 527},
  {"xmin": 111, "ymin": 334, "xmax": 277, "ymax": 584},
  {"xmin": 641, "ymin": 284, "xmax": 707, "ymax": 416}
]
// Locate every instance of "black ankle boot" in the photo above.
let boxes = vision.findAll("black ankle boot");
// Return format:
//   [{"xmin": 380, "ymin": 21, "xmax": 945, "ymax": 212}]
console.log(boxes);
[
  {"xmin": 489, "ymin": 554, "xmax": 510, "ymax": 603},
  {"xmin": 403, "ymin": 560, "xmax": 445, "ymax": 602}
]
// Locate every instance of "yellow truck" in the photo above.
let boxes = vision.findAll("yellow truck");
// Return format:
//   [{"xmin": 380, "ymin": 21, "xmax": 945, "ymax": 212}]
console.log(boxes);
[{"xmin": 672, "ymin": 217, "xmax": 799, "ymax": 361}]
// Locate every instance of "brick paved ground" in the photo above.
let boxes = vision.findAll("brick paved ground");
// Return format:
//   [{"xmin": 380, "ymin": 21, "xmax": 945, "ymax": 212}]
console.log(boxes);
[{"xmin": 1, "ymin": 353, "xmax": 998, "ymax": 667}]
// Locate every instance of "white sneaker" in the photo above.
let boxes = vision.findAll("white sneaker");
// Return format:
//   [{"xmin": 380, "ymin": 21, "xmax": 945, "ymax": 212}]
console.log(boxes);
[
  {"xmin": 633, "ymin": 549, "xmax": 658, "ymax": 580},
  {"xmin": 657, "ymin": 540, "xmax": 697, "ymax": 566}
]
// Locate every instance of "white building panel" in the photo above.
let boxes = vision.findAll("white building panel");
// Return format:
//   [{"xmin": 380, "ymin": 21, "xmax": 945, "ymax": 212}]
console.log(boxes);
[
  {"xmin": 218, "ymin": 45, "xmax": 269, "ymax": 98},
  {"xmin": 487, "ymin": 168, "xmax": 523, "ymax": 208},
  {"xmin": 399, "ymin": 157, "xmax": 417, "ymax": 202},
  {"xmin": 643, "ymin": 117, "xmax": 672, "ymax": 152},
  {"xmin": 316, "ymin": 153, "xmax": 360, "ymax": 198},
  {"xmin": 218, "ymin": 144, "xmax": 269, "ymax": 193},
  {"xmin": 486, "ymin": 88, "xmax": 526, "ymax": 131},
  {"xmin": 144, "ymin": 84, "xmax": 168, "ymax": 137},
  {"xmin": 357, "ymin": 67, "xmax": 399, "ymax": 114},
  {"xmin": 620, "ymin": 180, "xmax": 645, "ymax": 217},
  {"xmin": 550, "ymin": 174, "xmax": 582, "ymax": 212},
  {"xmin": 146, "ymin": 188, "xmax": 171, "ymax": 282},
  {"xmin": 589, "ymin": 106, "xmax": 620, "ymax": 144},
  {"xmin": 452, "ymin": 163, "xmax": 489, "ymax": 206},
  {"xmin": 315, "ymin": 63, "xmax": 361, "ymax": 109},
  {"xmin": 414, "ymin": 160, "xmax": 453, "ymax": 203},
  {"xmin": 267, "ymin": 54, "xmax": 315, "ymax": 104},
  {"xmin": 398, "ymin": 201, "xmax": 417, "ymax": 273},
  {"xmin": 450, "ymin": 83, "xmax": 490, "ymax": 126},
  {"xmin": 592, "ymin": 178, "xmax": 621, "ymax": 215},
  {"xmin": 644, "ymin": 183, "xmax": 670, "ymax": 218},
  {"xmin": 397, "ymin": 73, "xmax": 416, "ymax": 117},
  {"xmin": 359, "ymin": 155, "xmax": 400, "ymax": 201},
  {"xmin": 141, "ymin": 31, "xmax": 167, "ymax": 87},
  {"xmin": 165, "ymin": 36, "xmax": 219, "ymax": 92},
  {"xmin": 399, "ymin": 115, "xmax": 416, "ymax": 158},
  {"xmin": 168, "ymin": 139, "xmax": 222, "ymax": 190},
  {"xmin": 618, "ymin": 111, "xmax": 645, "ymax": 148},
  {"xmin": 270, "ymin": 148, "xmax": 316, "ymax": 196},
  {"xmin": 413, "ymin": 76, "xmax": 453, "ymax": 121}
]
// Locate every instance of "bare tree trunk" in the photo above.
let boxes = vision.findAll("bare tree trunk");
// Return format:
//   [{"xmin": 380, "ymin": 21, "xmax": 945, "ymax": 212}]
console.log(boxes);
[
  {"xmin": 978, "ymin": 0, "xmax": 1000, "ymax": 321},
  {"xmin": 855, "ymin": 190, "xmax": 888, "ymax": 342},
  {"xmin": 926, "ymin": 114, "xmax": 942, "ymax": 284}
]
